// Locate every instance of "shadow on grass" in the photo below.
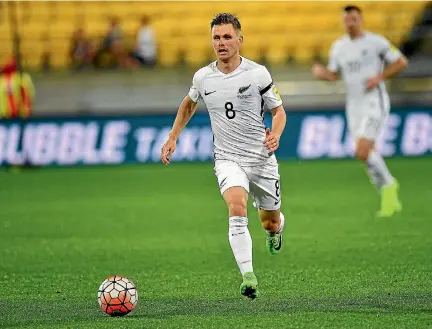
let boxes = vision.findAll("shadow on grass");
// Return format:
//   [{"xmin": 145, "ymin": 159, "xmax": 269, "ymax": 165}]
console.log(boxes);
[
  {"xmin": 136, "ymin": 293, "xmax": 432, "ymax": 319},
  {"xmin": 2, "ymin": 292, "xmax": 431, "ymax": 327}
]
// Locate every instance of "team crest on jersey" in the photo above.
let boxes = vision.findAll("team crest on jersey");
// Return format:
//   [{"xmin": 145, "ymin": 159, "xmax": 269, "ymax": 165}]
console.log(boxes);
[
  {"xmin": 237, "ymin": 84, "xmax": 252, "ymax": 99},
  {"xmin": 238, "ymin": 84, "xmax": 251, "ymax": 94}
]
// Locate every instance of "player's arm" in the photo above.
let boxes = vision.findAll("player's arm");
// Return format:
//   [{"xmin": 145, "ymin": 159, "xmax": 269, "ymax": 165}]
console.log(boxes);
[
  {"xmin": 258, "ymin": 67, "xmax": 286, "ymax": 153},
  {"xmin": 264, "ymin": 104, "xmax": 286, "ymax": 153},
  {"xmin": 312, "ymin": 64, "xmax": 338, "ymax": 82},
  {"xmin": 264, "ymin": 105, "xmax": 286, "ymax": 153},
  {"xmin": 269, "ymin": 105, "xmax": 286, "ymax": 141},
  {"xmin": 161, "ymin": 73, "xmax": 202, "ymax": 165},
  {"xmin": 312, "ymin": 42, "xmax": 340, "ymax": 82},
  {"xmin": 168, "ymin": 95, "xmax": 198, "ymax": 141},
  {"xmin": 378, "ymin": 56, "xmax": 408, "ymax": 80},
  {"xmin": 367, "ymin": 38, "xmax": 409, "ymax": 90},
  {"xmin": 161, "ymin": 95, "xmax": 198, "ymax": 165}
]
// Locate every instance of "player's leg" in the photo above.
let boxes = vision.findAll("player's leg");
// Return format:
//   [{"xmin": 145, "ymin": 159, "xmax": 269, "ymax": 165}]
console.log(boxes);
[
  {"xmin": 248, "ymin": 164, "xmax": 286, "ymax": 255},
  {"xmin": 214, "ymin": 160, "xmax": 258, "ymax": 299},
  {"xmin": 354, "ymin": 115, "xmax": 402, "ymax": 217},
  {"xmin": 223, "ymin": 186, "xmax": 251, "ymax": 275},
  {"xmin": 259, "ymin": 209, "xmax": 285, "ymax": 255},
  {"xmin": 222, "ymin": 186, "xmax": 258, "ymax": 299}
]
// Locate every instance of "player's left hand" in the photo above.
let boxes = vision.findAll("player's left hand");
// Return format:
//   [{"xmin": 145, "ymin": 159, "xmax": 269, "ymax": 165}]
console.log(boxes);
[
  {"xmin": 366, "ymin": 75, "xmax": 382, "ymax": 90},
  {"xmin": 264, "ymin": 128, "xmax": 280, "ymax": 153}
]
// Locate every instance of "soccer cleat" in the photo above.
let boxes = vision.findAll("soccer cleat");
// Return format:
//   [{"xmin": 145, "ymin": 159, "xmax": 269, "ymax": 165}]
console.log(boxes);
[
  {"xmin": 240, "ymin": 272, "xmax": 258, "ymax": 300},
  {"xmin": 266, "ymin": 231, "xmax": 283, "ymax": 255},
  {"xmin": 377, "ymin": 180, "xmax": 402, "ymax": 217}
]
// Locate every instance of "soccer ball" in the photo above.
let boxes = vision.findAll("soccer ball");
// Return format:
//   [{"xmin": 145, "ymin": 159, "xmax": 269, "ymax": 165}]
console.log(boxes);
[{"xmin": 97, "ymin": 275, "xmax": 138, "ymax": 316}]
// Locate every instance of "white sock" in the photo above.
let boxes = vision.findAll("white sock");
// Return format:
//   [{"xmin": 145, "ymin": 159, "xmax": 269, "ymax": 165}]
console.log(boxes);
[
  {"xmin": 277, "ymin": 212, "xmax": 285, "ymax": 234},
  {"xmin": 228, "ymin": 216, "xmax": 253, "ymax": 275},
  {"xmin": 366, "ymin": 151, "xmax": 394, "ymax": 189}
]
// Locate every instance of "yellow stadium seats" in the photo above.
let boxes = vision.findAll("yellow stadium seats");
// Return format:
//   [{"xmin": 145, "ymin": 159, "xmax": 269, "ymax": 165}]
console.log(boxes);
[
  {"xmin": 284, "ymin": 16, "xmax": 310, "ymax": 33},
  {"xmin": 292, "ymin": 33, "xmax": 322, "ymax": 65},
  {"xmin": 240, "ymin": 36, "xmax": 265, "ymax": 62},
  {"xmin": 152, "ymin": 19, "xmax": 177, "ymax": 38},
  {"xmin": 130, "ymin": 2, "xmax": 163, "ymax": 17},
  {"xmin": 50, "ymin": 40, "xmax": 70, "ymax": 68},
  {"xmin": 158, "ymin": 37, "xmax": 183, "ymax": 67},
  {"xmin": 184, "ymin": 39, "xmax": 213, "ymax": 67},
  {"xmin": 49, "ymin": 21, "xmax": 76, "ymax": 40},
  {"xmin": 18, "ymin": 22, "xmax": 47, "ymax": 39},
  {"xmin": 264, "ymin": 37, "xmax": 289, "ymax": 65},
  {"xmin": 0, "ymin": 1, "xmax": 426, "ymax": 69},
  {"xmin": 363, "ymin": 13, "xmax": 387, "ymax": 31},
  {"xmin": 309, "ymin": 15, "xmax": 342, "ymax": 32},
  {"xmin": 20, "ymin": 40, "xmax": 45, "ymax": 69},
  {"xmin": 178, "ymin": 18, "xmax": 209, "ymax": 37}
]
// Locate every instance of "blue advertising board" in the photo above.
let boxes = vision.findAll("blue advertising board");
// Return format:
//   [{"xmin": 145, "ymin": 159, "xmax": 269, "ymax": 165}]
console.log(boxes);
[{"xmin": 0, "ymin": 108, "xmax": 431, "ymax": 167}]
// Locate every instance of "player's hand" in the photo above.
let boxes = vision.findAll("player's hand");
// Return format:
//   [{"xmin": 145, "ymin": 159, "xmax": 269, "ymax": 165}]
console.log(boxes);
[
  {"xmin": 161, "ymin": 137, "xmax": 177, "ymax": 165},
  {"xmin": 312, "ymin": 63, "xmax": 326, "ymax": 79},
  {"xmin": 366, "ymin": 75, "xmax": 382, "ymax": 90},
  {"xmin": 264, "ymin": 128, "xmax": 280, "ymax": 153}
]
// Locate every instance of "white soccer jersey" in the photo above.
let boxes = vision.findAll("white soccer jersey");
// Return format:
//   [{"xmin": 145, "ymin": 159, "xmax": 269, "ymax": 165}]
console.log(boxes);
[
  {"xmin": 328, "ymin": 32, "xmax": 402, "ymax": 106},
  {"xmin": 188, "ymin": 57, "xmax": 283, "ymax": 166}
]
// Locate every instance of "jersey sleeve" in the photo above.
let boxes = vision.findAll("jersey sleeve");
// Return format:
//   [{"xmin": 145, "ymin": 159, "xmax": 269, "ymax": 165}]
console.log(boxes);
[
  {"xmin": 376, "ymin": 35, "xmax": 402, "ymax": 64},
  {"xmin": 188, "ymin": 72, "xmax": 202, "ymax": 103},
  {"xmin": 257, "ymin": 66, "xmax": 283, "ymax": 110},
  {"xmin": 327, "ymin": 42, "xmax": 340, "ymax": 73}
]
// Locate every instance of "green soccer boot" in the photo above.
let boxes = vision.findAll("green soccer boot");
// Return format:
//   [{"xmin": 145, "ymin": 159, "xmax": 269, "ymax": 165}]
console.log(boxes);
[
  {"xmin": 377, "ymin": 179, "xmax": 402, "ymax": 217},
  {"xmin": 240, "ymin": 272, "xmax": 258, "ymax": 300},
  {"xmin": 266, "ymin": 231, "xmax": 283, "ymax": 255}
]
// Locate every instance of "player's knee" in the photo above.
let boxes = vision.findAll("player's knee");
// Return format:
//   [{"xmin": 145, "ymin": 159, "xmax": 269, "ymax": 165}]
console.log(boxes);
[
  {"xmin": 259, "ymin": 210, "xmax": 279, "ymax": 230},
  {"xmin": 228, "ymin": 201, "xmax": 247, "ymax": 217},
  {"xmin": 355, "ymin": 148, "xmax": 369, "ymax": 161},
  {"xmin": 356, "ymin": 140, "xmax": 372, "ymax": 161}
]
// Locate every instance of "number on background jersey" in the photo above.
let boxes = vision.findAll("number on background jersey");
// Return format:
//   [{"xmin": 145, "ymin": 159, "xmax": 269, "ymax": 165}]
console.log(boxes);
[
  {"xmin": 275, "ymin": 180, "xmax": 280, "ymax": 197},
  {"xmin": 347, "ymin": 60, "xmax": 361, "ymax": 73},
  {"xmin": 225, "ymin": 102, "xmax": 235, "ymax": 119}
]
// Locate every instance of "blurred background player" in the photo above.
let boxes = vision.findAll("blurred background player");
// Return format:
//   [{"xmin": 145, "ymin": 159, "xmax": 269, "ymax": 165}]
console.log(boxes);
[
  {"xmin": 0, "ymin": 56, "xmax": 34, "ymax": 120},
  {"xmin": 130, "ymin": 15, "xmax": 157, "ymax": 67},
  {"xmin": 161, "ymin": 13, "xmax": 287, "ymax": 300},
  {"xmin": 312, "ymin": 5, "xmax": 409, "ymax": 217},
  {"xmin": 69, "ymin": 27, "xmax": 95, "ymax": 71},
  {"xmin": 0, "ymin": 56, "xmax": 35, "ymax": 171}
]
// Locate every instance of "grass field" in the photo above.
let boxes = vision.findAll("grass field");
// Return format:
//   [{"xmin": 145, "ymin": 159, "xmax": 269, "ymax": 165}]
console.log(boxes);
[{"xmin": 1, "ymin": 158, "xmax": 431, "ymax": 329}]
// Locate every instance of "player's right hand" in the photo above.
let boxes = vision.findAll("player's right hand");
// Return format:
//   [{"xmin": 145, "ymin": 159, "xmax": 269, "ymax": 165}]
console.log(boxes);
[
  {"xmin": 312, "ymin": 63, "xmax": 326, "ymax": 79},
  {"xmin": 161, "ymin": 137, "xmax": 177, "ymax": 165}
]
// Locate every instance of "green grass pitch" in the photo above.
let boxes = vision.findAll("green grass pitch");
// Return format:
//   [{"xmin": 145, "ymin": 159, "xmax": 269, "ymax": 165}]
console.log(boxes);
[{"xmin": 0, "ymin": 158, "xmax": 431, "ymax": 329}]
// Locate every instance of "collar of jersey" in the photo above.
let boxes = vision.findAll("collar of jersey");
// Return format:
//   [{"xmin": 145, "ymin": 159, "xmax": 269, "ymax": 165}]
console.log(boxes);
[
  {"xmin": 346, "ymin": 31, "xmax": 367, "ymax": 42},
  {"xmin": 214, "ymin": 56, "xmax": 245, "ymax": 76}
]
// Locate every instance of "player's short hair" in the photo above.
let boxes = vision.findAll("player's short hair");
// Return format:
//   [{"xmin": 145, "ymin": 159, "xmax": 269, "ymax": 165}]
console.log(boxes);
[
  {"xmin": 210, "ymin": 13, "xmax": 242, "ymax": 31},
  {"xmin": 343, "ymin": 5, "xmax": 362, "ymax": 14}
]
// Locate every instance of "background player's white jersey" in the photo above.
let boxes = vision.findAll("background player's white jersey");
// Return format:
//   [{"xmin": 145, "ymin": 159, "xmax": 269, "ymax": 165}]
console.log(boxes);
[
  {"xmin": 188, "ymin": 57, "xmax": 282, "ymax": 166},
  {"xmin": 328, "ymin": 32, "xmax": 402, "ymax": 107}
]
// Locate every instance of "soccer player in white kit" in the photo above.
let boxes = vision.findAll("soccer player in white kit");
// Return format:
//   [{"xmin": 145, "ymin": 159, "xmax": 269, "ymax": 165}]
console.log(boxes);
[
  {"xmin": 161, "ymin": 13, "xmax": 287, "ymax": 299},
  {"xmin": 312, "ymin": 5, "xmax": 408, "ymax": 217}
]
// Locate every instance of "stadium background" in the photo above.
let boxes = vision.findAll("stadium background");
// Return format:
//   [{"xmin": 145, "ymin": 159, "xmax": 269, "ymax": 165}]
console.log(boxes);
[
  {"xmin": 0, "ymin": 0, "xmax": 431, "ymax": 165},
  {"xmin": 1, "ymin": 1, "xmax": 432, "ymax": 329}
]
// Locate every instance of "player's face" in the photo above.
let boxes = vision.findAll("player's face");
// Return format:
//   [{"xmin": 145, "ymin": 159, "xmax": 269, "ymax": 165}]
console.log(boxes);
[
  {"xmin": 343, "ymin": 10, "xmax": 363, "ymax": 35},
  {"xmin": 212, "ymin": 24, "xmax": 243, "ymax": 61}
]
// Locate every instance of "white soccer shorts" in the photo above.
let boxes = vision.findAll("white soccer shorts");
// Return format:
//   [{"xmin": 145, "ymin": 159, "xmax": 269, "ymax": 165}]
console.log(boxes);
[
  {"xmin": 347, "ymin": 96, "xmax": 389, "ymax": 141},
  {"xmin": 214, "ymin": 160, "xmax": 281, "ymax": 211}
]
